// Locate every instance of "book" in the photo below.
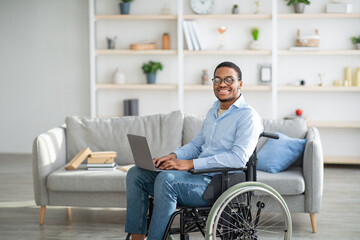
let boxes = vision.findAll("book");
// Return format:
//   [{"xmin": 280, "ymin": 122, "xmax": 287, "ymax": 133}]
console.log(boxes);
[
  {"xmin": 117, "ymin": 164, "xmax": 135, "ymax": 173},
  {"xmin": 65, "ymin": 148, "xmax": 92, "ymax": 170},
  {"xmin": 188, "ymin": 20, "xmax": 201, "ymax": 51},
  {"xmin": 189, "ymin": 20, "xmax": 206, "ymax": 50},
  {"xmin": 87, "ymin": 157, "xmax": 114, "ymax": 164},
  {"xmin": 187, "ymin": 20, "xmax": 200, "ymax": 51},
  {"xmin": 183, "ymin": 20, "xmax": 194, "ymax": 51},
  {"xmin": 89, "ymin": 151, "xmax": 117, "ymax": 158},
  {"xmin": 87, "ymin": 162, "xmax": 116, "ymax": 168},
  {"xmin": 87, "ymin": 166, "xmax": 118, "ymax": 171}
]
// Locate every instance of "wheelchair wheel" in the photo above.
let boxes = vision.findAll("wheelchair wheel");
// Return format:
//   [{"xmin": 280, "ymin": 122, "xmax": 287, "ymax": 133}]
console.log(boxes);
[{"xmin": 206, "ymin": 182, "xmax": 292, "ymax": 240}]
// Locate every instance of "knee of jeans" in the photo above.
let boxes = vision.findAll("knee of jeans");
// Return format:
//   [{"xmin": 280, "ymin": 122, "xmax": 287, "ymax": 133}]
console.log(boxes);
[
  {"xmin": 154, "ymin": 171, "xmax": 177, "ymax": 189},
  {"xmin": 126, "ymin": 166, "xmax": 141, "ymax": 185}
]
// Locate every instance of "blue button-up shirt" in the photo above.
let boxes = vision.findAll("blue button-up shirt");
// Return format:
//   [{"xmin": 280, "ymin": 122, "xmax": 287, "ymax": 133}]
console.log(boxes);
[{"xmin": 174, "ymin": 95, "xmax": 263, "ymax": 169}]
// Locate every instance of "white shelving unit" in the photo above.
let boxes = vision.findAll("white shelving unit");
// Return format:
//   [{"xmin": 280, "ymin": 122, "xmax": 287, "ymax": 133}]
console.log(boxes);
[{"xmin": 89, "ymin": 0, "xmax": 360, "ymax": 164}]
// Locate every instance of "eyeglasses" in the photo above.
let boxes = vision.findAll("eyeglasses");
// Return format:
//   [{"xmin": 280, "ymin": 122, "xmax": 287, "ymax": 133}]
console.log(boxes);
[{"xmin": 212, "ymin": 77, "xmax": 241, "ymax": 86}]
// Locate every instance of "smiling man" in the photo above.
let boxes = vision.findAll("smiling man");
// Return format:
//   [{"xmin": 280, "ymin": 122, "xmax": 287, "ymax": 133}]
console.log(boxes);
[{"xmin": 125, "ymin": 61, "xmax": 263, "ymax": 240}]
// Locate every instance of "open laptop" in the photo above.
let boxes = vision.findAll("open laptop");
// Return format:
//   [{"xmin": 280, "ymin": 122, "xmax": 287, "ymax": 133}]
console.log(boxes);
[{"xmin": 127, "ymin": 134, "xmax": 163, "ymax": 172}]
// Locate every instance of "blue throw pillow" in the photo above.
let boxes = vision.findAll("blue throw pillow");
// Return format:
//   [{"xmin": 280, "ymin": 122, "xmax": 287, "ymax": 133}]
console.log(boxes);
[{"xmin": 257, "ymin": 132, "xmax": 307, "ymax": 173}]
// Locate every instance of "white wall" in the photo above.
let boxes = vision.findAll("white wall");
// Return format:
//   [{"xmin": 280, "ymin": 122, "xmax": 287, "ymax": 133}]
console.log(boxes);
[{"xmin": 0, "ymin": 0, "xmax": 90, "ymax": 153}]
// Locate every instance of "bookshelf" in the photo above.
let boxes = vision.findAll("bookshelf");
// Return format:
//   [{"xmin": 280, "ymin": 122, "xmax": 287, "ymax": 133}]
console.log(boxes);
[{"xmin": 89, "ymin": 0, "xmax": 360, "ymax": 164}]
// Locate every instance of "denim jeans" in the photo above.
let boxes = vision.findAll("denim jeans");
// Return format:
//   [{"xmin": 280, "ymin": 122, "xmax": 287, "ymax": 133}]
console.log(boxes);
[{"xmin": 125, "ymin": 166, "xmax": 212, "ymax": 240}]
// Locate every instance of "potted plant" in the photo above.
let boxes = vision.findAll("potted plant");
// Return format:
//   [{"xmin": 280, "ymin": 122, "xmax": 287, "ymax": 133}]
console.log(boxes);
[
  {"xmin": 142, "ymin": 61, "xmax": 163, "ymax": 84},
  {"xmin": 350, "ymin": 35, "xmax": 360, "ymax": 50},
  {"xmin": 119, "ymin": 0, "xmax": 133, "ymax": 15},
  {"xmin": 232, "ymin": 4, "xmax": 239, "ymax": 14},
  {"xmin": 249, "ymin": 28, "xmax": 261, "ymax": 50},
  {"xmin": 285, "ymin": 0, "xmax": 310, "ymax": 13}
]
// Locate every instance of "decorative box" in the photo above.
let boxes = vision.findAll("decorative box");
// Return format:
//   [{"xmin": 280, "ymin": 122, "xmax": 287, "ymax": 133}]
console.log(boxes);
[
  {"xmin": 296, "ymin": 29, "xmax": 320, "ymax": 47},
  {"xmin": 326, "ymin": 3, "xmax": 353, "ymax": 13}
]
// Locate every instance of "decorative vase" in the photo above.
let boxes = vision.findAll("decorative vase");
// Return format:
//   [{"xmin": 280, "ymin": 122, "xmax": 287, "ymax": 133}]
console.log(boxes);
[
  {"xmin": 112, "ymin": 67, "xmax": 126, "ymax": 84},
  {"xmin": 146, "ymin": 73, "xmax": 156, "ymax": 84},
  {"xmin": 294, "ymin": 3, "xmax": 305, "ymax": 13},
  {"xmin": 119, "ymin": 2, "xmax": 130, "ymax": 15}
]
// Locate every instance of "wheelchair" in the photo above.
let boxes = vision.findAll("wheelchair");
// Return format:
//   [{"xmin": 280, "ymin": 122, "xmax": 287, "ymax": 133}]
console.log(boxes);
[{"xmin": 126, "ymin": 132, "xmax": 292, "ymax": 240}]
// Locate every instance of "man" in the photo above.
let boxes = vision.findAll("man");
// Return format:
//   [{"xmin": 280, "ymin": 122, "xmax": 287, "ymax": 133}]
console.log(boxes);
[{"xmin": 125, "ymin": 61, "xmax": 263, "ymax": 240}]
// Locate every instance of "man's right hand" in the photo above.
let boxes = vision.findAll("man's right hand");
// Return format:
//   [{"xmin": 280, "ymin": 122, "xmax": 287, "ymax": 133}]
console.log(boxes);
[{"xmin": 153, "ymin": 153, "xmax": 177, "ymax": 168}]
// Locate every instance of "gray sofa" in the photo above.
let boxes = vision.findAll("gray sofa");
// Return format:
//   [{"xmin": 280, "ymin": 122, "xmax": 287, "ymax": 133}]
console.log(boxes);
[{"xmin": 32, "ymin": 110, "xmax": 323, "ymax": 232}]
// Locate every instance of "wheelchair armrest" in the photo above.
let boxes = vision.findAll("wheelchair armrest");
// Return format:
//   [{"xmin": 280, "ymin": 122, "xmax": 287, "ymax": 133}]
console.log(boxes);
[
  {"xmin": 260, "ymin": 132, "xmax": 279, "ymax": 139},
  {"xmin": 189, "ymin": 167, "xmax": 247, "ymax": 175}
]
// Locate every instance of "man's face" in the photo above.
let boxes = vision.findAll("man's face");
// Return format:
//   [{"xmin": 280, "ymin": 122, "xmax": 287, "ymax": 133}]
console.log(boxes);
[{"xmin": 213, "ymin": 67, "xmax": 242, "ymax": 103}]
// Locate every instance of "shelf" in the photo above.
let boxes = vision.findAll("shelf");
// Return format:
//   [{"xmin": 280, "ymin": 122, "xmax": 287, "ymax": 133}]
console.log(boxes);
[
  {"xmin": 96, "ymin": 83, "xmax": 177, "ymax": 91},
  {"xmin": 184, "ymin": 50, "xmax": 271, "ymax": 56},
  {"xmin": 307, "ymin": 121, "xmax": 360, "ymax": 129},
  {"xmin": 94, "ymin": 15, "xmax": 177, "ymax": 20},
  {"xmin": 183, "ymin": 84, "xmax": 271, "ymax": 91},
  {"xmin": 278, "ymin": 50, "xmax": 360, "ymax": 56},
  {"xmin": 96, "ymin": 49, "xmax": 177, "ymax": 55},
  {"xmin": 183, "ymin": 14, "xmax": 272, "ymax": 20},
  {"xmin": 324, "ymin": 156, "xmax": 360, "ymax": 165},
  {"xmin": 278, "ymin": 13, "xmax": 360, "ymax": 19},
  {"xmin": 278, "ymin": 85, "xmax": 360, "ymax": 92}
]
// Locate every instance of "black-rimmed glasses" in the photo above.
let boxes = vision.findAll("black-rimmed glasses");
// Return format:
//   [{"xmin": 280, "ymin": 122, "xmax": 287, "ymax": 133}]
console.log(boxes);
[{"xmin": 212, "ymin": 77, "xmax": 241, "ymax": 86}]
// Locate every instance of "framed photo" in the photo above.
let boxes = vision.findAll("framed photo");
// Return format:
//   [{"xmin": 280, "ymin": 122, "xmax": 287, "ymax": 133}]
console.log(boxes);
[{"xmin": 259, "ymin": 65, "xmax": 272, "ymax": 84}]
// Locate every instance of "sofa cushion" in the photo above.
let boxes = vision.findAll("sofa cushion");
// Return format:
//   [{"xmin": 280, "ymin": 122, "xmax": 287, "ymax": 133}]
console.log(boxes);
[
  {"xmin": 257, "ymin": 132, "xmax": 307, "ymax": 173},
  {"xmin": 66, "ymin": 110, "xmax": 184, "ymax": 165},
  {"xmin": 182, "ymin": 113, "xmax": 205, "ymax": 145},
  {"xmin": 47, "ymin": 165, "xmax": 128, "ymax": 192},
  {"xmin": 257, "ymin": 167, "xmax": 305, "ymax": 195}
]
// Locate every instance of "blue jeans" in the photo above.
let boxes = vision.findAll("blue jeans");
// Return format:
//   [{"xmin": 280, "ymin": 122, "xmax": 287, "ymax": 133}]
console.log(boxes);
[{"xmin": 125, "ymin": 166, "xmax": 212, "ymax": 240}]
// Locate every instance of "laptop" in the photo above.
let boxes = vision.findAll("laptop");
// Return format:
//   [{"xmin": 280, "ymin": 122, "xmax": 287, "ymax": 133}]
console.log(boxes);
[{"xmin": 127, "ymin": 134, "xmax": 163, "ymax": 172}]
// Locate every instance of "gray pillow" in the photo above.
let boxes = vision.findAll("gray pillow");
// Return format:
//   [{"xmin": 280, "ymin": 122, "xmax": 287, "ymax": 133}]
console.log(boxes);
[
  {"xmin": 182, "ymin": 113, "xmax": 205, "ymax": 145},
  {"xmin": 66, "ymin": 110, "xmax": 184, "ymax": 165}
]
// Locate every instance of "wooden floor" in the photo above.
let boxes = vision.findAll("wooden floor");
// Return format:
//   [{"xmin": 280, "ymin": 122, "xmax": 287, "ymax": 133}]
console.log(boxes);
[{"xmin": 0, "ymin": 154, "xmax": 359, "ymax": 239}]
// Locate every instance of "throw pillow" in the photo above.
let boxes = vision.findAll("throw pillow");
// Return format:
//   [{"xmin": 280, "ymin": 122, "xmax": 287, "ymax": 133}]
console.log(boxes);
[{"xmin": 257, "ymin": 132, "xmax": 307, "ymax": 173}]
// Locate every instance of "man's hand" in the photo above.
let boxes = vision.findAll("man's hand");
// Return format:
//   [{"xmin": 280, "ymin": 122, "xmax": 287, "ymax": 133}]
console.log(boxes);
[{"xmin": 153, "ymin": 153, "xmax": 194, "ymax": 171}]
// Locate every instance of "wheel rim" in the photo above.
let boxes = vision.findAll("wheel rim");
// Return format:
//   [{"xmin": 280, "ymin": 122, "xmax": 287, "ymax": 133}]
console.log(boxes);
[{"xmin": 206, "ymin": 183, "xmax": 291, "ymax": 240}]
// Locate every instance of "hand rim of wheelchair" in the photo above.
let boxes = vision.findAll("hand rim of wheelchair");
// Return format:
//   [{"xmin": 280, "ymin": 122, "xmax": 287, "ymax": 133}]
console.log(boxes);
[{"xmin": 205, "ymin": 181, "xmax": 292, "ymax": 240}]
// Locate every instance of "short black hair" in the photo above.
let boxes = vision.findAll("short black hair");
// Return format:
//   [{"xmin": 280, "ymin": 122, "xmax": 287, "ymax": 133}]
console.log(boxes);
[{"xmin": 214, "ymin": 61, "xmax": 242, "ymax": 80}]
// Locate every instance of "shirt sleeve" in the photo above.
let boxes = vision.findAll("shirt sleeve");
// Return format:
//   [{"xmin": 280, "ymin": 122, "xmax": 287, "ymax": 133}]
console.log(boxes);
[
  {"xmin": 173, "ymin": 125, "xmax": 204, "ymax": 160},
  {"xmin": 193, "ymin": 112, "xmax": 263, "ymax": 169}
]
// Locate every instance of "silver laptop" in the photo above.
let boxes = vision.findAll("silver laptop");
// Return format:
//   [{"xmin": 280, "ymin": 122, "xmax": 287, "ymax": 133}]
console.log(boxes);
[{"xmin": 127, "ymin": 134, "xmax": 162, "ymax": 172}]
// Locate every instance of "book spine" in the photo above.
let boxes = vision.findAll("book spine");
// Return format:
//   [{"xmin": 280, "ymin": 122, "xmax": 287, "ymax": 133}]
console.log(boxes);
[
  {"xmin": 187, "ymin": 20, "xmax": 199, "ymax": 51},
  {"xmin": 183, "ymin": 20, "xmax": 194, "ymax": 51},
  {"xmin": 190, "ymin": 20, "xmax": 206, "ymax": 50}
]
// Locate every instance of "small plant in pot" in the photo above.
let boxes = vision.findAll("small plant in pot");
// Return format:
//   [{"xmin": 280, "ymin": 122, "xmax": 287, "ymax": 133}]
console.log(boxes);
[
  {"xmin": 249, "ymin": 28, "xmax": 261, "ymax": 50},
  {"xmin": 350, "ymin": 35, "xmax": 360, "ymax": 50},
  {"xmin": 285, "ymin": 0, "xmax": 310, "ymax": 14},
  {"xmin": 119, "ymin": 0, "xmax": 133, "ymax": 15},
  {"xmin": 142, "ymin": 61, "xmax": 163, "ymax": 84}
]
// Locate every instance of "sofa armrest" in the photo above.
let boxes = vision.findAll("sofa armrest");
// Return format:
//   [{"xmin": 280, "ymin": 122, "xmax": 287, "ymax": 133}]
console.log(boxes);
[
  {"xmin": 303, "ymin": 127, "xmax": 324, "ymax": 213},
  {"xmin": 32, "ymin": 125, "xmax": 66, "ymax": 206}
]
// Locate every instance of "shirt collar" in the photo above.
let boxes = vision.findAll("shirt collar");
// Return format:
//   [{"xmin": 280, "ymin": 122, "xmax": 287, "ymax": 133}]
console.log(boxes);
[{"xmin": 213, "ymin": 94, "xmax": 246, "ymax": 111}]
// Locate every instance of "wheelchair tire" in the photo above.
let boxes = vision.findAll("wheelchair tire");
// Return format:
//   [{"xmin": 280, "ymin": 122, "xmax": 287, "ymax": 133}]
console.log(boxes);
[{"xmin": 205, "ymin": 181, "xmax": 292, "ymax": 240}]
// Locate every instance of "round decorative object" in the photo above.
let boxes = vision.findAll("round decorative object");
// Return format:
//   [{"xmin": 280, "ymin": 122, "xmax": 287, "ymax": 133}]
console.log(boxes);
[{"xmin": 190, "ymin": 0, "xmax": 214, "ymax": 14}]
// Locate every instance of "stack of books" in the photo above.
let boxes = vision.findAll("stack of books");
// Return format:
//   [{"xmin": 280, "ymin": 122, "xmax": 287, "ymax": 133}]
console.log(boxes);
[{"xmin": 87, "ymin": 151, "xmax": 118, "ymax": 171}]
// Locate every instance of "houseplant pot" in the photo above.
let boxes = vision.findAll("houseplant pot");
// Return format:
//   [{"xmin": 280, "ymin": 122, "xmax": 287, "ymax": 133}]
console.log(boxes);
[
  {"xmin": 285, "ymin": 0, "xmax": 310, "ymax": 14},
  {"xmin": 119, "ymin": 0, "xmax": 133, "ymax": 15},
  {"xmin": 249, "ymin": 28, "xmax": 261, "ymax": 50},
  {"xmin": 142, "ymin": 61, "xmax": 163, "ymax": 84},
  {"xmin": 351, "ymin": 35, "xmax": 360, "ymax": 50},
  {"xmin": 146, "ymin": 73, "xmax": 156, "ymax": 84}
]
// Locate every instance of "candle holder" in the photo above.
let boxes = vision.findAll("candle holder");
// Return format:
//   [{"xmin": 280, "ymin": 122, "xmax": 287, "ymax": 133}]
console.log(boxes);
[{"xmin": 217, "ymin": 26, "xmax": 227, "ymax": 50}]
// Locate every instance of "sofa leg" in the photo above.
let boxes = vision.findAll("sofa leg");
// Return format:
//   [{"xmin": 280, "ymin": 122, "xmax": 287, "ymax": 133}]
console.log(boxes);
[
  {"xmin": 40, "ymin": 206, "xmax": 46, "ymax": 225},
  {"xmin": 310, "ymin": 213, "xmax": 317, "ymax": 233},
  {"xmin": 67, "ymin": 207, "xmax": 72, "ymax": 221}
]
